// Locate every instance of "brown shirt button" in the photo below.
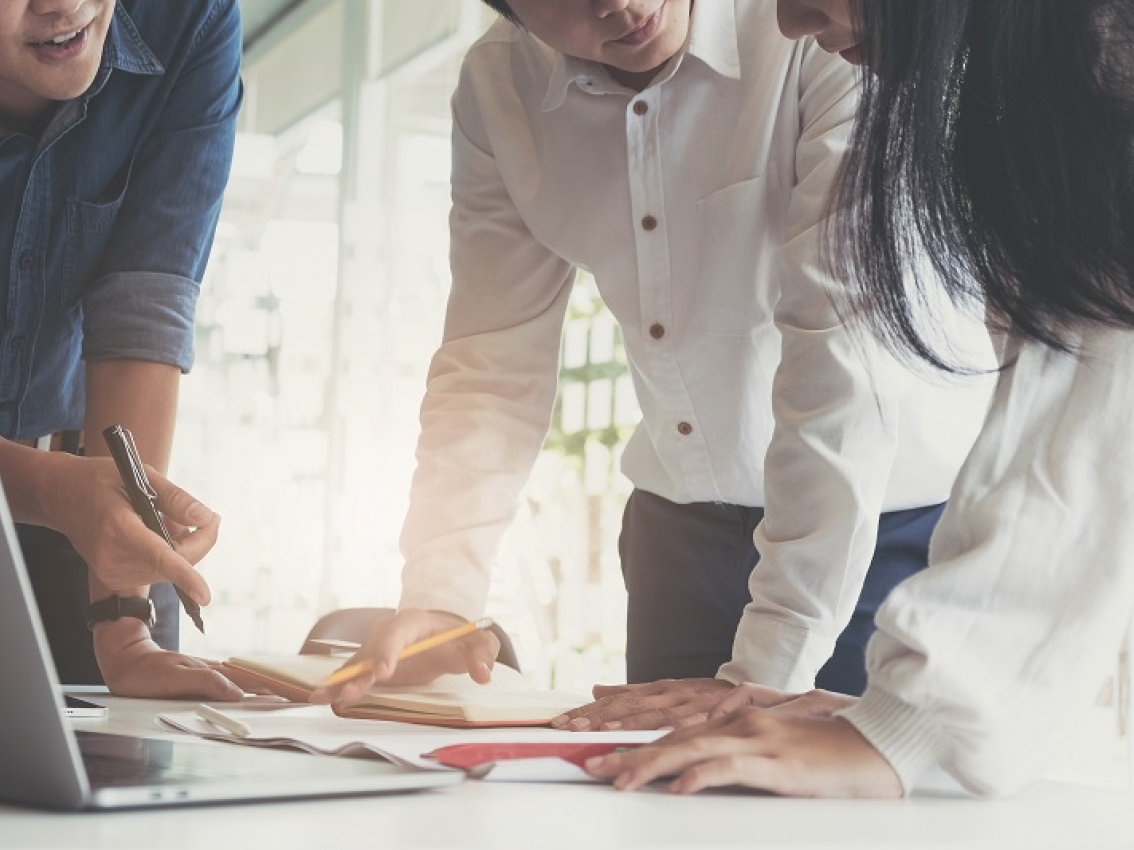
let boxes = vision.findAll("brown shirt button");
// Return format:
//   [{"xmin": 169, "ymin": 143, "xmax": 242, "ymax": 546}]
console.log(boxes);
[
  {"xmin": 633, "ymin": 100, "xmax": 649, "ymax": 115},
  {"xmin": 649, "ymin": 323, "xmax": 665, "ymax": 340},
  {"xmin": 677, "ymin": 421, "xmax": 693, "ymax": 436},
  {"xmin": 641, "ymin": 215, "xmax": 658, "ymax": 231}
]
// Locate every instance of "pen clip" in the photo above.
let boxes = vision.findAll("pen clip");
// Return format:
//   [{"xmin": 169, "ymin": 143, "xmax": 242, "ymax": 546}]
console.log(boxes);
[
  {"xmin": 119, "ymin": 428, "xmax": 158, "ymax": 502},
  {"xmin": 105, "ymin": 424, "xmax": 174, "ymax": 546}
]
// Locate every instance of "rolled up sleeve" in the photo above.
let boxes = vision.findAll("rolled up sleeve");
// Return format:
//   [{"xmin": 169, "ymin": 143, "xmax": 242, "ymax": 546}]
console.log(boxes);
[
  {"xmin": 81, "ymin": 0, "xmax": 242, "ymax": 371},
  {"xmin": 82, "ymin": 271, "xmax": 200, "ymax": 370}
]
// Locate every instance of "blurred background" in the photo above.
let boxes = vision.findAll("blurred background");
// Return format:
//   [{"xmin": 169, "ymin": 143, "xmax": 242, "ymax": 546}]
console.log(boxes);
[{"xmin": 177, "ymin": 0, "xmax": 635, "ymax": 692}]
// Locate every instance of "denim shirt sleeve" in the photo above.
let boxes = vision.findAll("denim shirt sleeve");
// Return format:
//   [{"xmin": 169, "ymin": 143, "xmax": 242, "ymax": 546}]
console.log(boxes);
[{"xmin": 81, "ymin": 0, "xmax": 243, "ymax": 372}]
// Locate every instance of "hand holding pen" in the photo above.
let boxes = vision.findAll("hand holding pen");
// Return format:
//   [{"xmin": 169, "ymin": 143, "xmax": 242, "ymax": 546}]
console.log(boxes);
[
  {"xmin": 102, "ymin": 425, "xmax": 217, "ymax": 633},
  {"xmin": 310, "ymin": 610, "xmax": 502, "ymax": 706}
]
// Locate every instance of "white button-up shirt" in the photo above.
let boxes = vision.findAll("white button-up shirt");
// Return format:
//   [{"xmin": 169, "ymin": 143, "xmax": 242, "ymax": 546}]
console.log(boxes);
[{"xmin": 399, "ymin": 0, "xmax": 994, "ymax": 689}]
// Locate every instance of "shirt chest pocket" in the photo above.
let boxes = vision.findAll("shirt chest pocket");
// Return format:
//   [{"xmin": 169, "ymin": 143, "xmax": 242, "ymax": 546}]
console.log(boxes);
[
  {"xmin": 62, "ymin": 155, "xmax": 135, "ymax": 307},
  {"xmin": 694, "ymin": 169, "xmax": 785, "ymax": 337}
]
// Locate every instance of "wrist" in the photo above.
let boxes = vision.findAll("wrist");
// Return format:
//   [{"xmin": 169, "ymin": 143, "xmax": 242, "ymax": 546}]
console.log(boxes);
[
  {"xmin": 88, "ymin": 594, "xmax": 156, "ymax": 630},
  {"xmin": 91, "ymin": 614, "xmax": 153, "ymax": 655},
  {"xmin": 838, "ymin": 686, "xmax": 947, "ymax": 795},
  {"xmin": 426, "ymin": 609, "xmax": 467, "ymax": 624}
]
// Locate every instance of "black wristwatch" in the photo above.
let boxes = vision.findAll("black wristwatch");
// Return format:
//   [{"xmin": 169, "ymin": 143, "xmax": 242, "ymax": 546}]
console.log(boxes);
[{"xmin": 86, "ymin": 595, "xmax": 156, "ymax": 631}]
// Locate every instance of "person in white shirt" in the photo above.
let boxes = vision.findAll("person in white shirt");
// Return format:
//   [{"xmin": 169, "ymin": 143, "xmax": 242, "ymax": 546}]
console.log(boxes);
[
  {"xmin": 314, "ymin": 0, "xmax": 992, "ymax": 715},
  {"xmin": 585, "ymin": 0, "xmax": 1134, "ymax": 797}
]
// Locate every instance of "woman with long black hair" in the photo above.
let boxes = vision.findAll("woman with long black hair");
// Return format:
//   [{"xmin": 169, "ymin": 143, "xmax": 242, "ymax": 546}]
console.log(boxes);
[{"xmin": 586, "ymin": 0, "xmax": 1134, "ymax": 797}]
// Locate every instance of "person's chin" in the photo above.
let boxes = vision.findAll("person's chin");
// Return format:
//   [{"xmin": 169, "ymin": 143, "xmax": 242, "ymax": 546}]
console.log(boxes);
[
  {"xmin": 39, "ymin": 69, "xmax": 102, "ymax": 102},
  {"xmin": 614, "ymin": 34, "xmax": 682, "ymax": 76}
]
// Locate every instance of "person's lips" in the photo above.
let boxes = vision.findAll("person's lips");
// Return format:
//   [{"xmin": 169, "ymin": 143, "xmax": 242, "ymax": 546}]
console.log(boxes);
[
  {"xmin": 615, "ymin": 7, "xmax": 663, "ymax": 46},
  {"xmin": 28, "ymin": 22, "xmax": 92, "ymax": 61},
  {"xmin": 29, "ymin": 16, "xmax": 95, "ymax": 45}
]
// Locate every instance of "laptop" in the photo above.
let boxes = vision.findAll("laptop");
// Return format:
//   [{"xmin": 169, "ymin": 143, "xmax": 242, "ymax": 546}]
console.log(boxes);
[{"xmin": 0, "ymin": 478, "xmax": 463, "ymax": 811}]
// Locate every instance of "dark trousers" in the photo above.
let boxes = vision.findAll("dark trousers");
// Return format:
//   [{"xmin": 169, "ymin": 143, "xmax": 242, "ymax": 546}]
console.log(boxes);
[
  {"xmin": 619, "ymin": 490, "xmax": 945, "ymax": 695},
  {"xmin": 18, "ymin": 525, "xmax": 180, "ymax": 685}
]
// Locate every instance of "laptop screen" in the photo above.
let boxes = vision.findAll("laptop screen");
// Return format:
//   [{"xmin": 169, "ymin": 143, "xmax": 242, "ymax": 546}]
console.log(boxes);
[
  {"xmin": 0, "ymin": 477, "xmax": 91, "ymax": 809},
  {"xmin": 0, "ymin": 477, "xmax": 462, "ymax": 810}
]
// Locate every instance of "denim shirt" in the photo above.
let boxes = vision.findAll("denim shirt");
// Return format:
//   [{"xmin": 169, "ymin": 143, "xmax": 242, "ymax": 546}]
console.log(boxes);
[{"xmin": 0, "ymin": 0, "xmax": 242, "ymax": 440}]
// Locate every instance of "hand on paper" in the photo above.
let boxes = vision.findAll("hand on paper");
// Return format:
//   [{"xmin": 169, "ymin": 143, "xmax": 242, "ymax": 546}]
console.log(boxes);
[
  {"xmin": 41, "ymin": 452, "xmax": 218, "ymax": 603},
  {"xmin": 585, "ymin": 709, "xmax": 903, "ymax": 798},
  {"xmin": 94, "ymin": 619, "xmax": 243, "ymax": 700},
  {"xmin": 310, "ymin": 609, "xmax": 501, "ymax": 706},
  {"xmin": 550, "ymin": 678, "xmax": 736, "ymax": 731}
]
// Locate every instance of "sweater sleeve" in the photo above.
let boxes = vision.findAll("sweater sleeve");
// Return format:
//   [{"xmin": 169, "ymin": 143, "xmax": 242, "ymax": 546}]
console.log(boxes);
[{"xmin": 840, "ymin": 329, "xmax": 1134, "ymax": 795}]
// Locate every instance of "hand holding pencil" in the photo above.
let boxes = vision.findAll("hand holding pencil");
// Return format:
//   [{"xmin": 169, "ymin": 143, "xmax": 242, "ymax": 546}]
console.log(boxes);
[
  {"xmin": 320, "ymin": 617, "xmax": 495, "ymax": 688},
  {"xmin": 309, "ymin": 610, "xmax": 501, "ymax": 706}
]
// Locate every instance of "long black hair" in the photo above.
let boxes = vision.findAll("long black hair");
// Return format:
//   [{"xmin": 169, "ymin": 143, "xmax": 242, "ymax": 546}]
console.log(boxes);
[
  {"xmin": 480, "ymin": 0, "xmax": 520, "ymax": 25},
  {"xmin": 832, "ymin": 0, "xmax": 1134, "ymax": 369}
]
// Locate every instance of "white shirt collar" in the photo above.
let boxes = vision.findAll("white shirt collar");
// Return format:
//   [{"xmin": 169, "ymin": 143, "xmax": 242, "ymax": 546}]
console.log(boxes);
[
  {"xmin": 539, "ymin": 0, "xmax": 741, "ymax": 112},
  {"xmin": 686, "ymin": 0, "xmax": 741, "ymax": 81}
]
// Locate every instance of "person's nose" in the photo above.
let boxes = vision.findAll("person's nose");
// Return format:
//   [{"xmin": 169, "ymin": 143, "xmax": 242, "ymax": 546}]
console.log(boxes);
[
  {"xmin": 28, "ymin": 0, "xmax": 88, "ymax": 19},
  {"xmin": 594, "ymin": 0, "xmax": 634, "ymax": 19},
  {"xmin": 776, "ymin": 0, "xmax": 831, "ymax": 39}
]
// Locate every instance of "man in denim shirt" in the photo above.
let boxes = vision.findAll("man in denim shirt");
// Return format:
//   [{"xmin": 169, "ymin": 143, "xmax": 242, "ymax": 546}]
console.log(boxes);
[{"xmin": 0, "ymin": 0, "xmax": 243, "ymax": 699}]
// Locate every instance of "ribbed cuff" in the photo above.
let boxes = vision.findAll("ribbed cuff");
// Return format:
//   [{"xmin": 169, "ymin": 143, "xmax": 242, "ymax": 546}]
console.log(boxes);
[{"xmin": 838, "ymin": 686, "xmax": 949, "ymax": 796}]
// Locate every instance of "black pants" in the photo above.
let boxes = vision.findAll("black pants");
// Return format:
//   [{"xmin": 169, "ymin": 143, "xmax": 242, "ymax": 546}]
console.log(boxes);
[
  {"xmin": 18, "ymin": 525, "xmax": 180, "ymax": 685},
  {"xmin": 619, "ymin": 490, "xmax": 945, "ymax": 695}
]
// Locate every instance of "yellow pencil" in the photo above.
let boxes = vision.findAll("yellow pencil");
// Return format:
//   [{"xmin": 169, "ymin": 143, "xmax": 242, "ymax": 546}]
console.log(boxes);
[{"xmin": 318, "ymin": 617, "xmax": 495, "ymax": 689}]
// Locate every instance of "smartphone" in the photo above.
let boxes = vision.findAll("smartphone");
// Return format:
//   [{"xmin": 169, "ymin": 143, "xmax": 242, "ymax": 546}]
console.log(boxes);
[{"xmin": 63, "ymin": 695, "xmax": 108, "ymax": 719}]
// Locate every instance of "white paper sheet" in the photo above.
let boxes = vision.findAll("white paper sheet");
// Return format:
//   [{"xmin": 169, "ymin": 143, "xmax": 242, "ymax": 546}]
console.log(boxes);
[{"xmin": 158, "ymin": 704, "xmax": 664, "ymax": 781}]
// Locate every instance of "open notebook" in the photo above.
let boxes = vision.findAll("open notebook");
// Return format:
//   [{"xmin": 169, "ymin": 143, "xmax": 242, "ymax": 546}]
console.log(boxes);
[{"xmin": 223, "ymin": 654, "xmax": 587, "ymax": 728}]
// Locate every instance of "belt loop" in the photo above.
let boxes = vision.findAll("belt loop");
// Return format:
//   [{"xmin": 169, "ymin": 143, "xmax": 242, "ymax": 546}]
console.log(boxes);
[{"xmin": 60, "ymin": 429, "xmax": 84, "ymax": 455}]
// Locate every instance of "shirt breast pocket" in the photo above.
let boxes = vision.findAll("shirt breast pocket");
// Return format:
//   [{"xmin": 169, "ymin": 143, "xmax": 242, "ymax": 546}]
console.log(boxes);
[
  {"xmin": 62, "ymin": 155, "xmax": 134, "ymax": 307},
  {"xmin": 694, "ymin": 169, "xmax": 785, "ymax": 337}
]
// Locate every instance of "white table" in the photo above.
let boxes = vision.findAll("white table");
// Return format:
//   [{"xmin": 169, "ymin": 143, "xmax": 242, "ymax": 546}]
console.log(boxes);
[{"xmin": 1, "ymin": 696, "xmax": 1132, "ymax": 850}]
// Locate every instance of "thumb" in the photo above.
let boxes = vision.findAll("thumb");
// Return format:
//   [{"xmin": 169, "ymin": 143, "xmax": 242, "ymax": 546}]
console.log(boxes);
[
  {"xmin": 708, "ymin": 683, "xmax": 793, "ymax": 720},
  {"xmin": 148, "ymin": 471, "xmax": 216, "ymax": 528},
  {"xmin": 592, "ymin": 683, "xmax": 631, "ymax": 698},
  {"xmin": 162, "ymin": 667, "xmax": 243, "ymax": 701}
]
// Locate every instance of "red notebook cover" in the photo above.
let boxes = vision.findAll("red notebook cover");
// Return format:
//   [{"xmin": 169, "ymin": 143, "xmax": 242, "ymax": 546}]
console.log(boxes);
[{"xmin": 424, "ymin": 742, "xmax": 641, "ymax": 770}]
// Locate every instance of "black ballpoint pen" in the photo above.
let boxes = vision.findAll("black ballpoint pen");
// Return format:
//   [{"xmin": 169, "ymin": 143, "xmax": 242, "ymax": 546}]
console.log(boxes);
[{"xmin": 102, "ymin": 424, "xmax": 205, "ymax": 633}]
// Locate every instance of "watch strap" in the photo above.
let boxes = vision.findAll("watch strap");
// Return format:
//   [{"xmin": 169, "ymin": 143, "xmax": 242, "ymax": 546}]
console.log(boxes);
[{"xmin": 86, "ymin": 595, "xmax": 156, "ymax": 631}]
